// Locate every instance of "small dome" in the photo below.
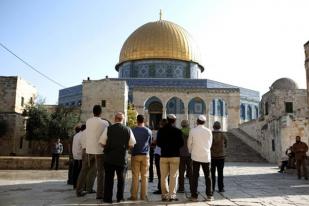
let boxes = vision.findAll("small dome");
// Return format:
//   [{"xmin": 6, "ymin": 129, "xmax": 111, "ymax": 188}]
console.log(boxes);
[
  {"xmin": 270, "ymin": 78, "xmax": 299, "ymax": 90},
  {"xmin": 116, "ymin": 20, "xmax": 203, "ymax": 71}
]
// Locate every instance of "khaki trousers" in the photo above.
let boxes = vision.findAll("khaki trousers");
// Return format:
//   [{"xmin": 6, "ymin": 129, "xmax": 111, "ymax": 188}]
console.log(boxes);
[
  {"xmin": 160, "ymin": 157, "xmax": 180, "ymax": 199},
  {"xmin": 131, "ymin": 155, "xmax": 149, "ymax": 200},
  {"xmin": 76, "ymin": 153, "xmax": 96, "ymax": 194}
]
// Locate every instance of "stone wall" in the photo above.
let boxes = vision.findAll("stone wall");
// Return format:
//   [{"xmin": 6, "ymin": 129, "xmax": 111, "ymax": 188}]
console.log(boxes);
[
  {"xmin": 261, "ymin": 89, "xmax": 307, "ymax": 119},
  {"xmin": 0, "ymin": 156, "xmax": 69, "ymax": 169},
  {"xmin": 0, "ymin": 113, "xmax": 30, "ymax": 155},
  {"xmin": 80, "ymin": 78, "xmax": 128, "ymax": 123},
  {"xmin": 304, "ymin": 41, "xmax": 309, "ymax": 108},
  {"xmin": 238, "ymin": 114, "xmax": 309, "ymax": 164},
  {"xmin": 133, "ymin": 87, "xmax": 240, "ymax": 130},
  {"xmin": 0, "ymin": 76, "xmax": 17, "ymax": 112}
]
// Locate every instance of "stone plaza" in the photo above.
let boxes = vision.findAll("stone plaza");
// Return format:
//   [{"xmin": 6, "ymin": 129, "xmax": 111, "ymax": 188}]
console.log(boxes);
[{"xmin": 1, "ymin": 162, "xmax": 309, "ymax": 206}]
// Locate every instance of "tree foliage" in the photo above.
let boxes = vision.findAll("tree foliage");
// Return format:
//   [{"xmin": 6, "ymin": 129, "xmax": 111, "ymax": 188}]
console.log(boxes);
[
  {"xmin": 48, "ymin": 106, "xmax": 80, "ymax": 140},
  {"xmin": 0, "ymin": 120, "xmax": 8, "ymax": 138},
  {"xmin": 25, "ymin": 104, "xmax": 50, "ymax": 141},
  {"xmin": 127, "ymin": 104, "xmax": 137, "ymax": 128},
  {"xmin": 25, "ymin": 104, "xmax": 80, "ymax": 141}
]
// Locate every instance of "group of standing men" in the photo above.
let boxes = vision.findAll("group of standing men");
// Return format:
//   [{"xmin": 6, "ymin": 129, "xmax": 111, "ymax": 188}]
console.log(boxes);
[{"xmin": 71, "ymin": 104, "xmax": 227, "ymax": 203}]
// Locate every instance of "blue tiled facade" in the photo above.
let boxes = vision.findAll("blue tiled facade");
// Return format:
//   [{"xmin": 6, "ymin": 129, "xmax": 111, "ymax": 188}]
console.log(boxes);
[
  {"xmin": 118, "ymin": 60, "xmax": 202, "ymax": 79},
  {"xmin": 58, "ymin": 77, "xmax": 260, "ymax": 119}
]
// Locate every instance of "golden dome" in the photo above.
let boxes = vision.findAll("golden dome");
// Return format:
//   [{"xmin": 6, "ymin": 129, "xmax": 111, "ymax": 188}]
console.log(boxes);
[{"xmin": 116, "ymin": 20, "xmax": 203, "ymax": 71}]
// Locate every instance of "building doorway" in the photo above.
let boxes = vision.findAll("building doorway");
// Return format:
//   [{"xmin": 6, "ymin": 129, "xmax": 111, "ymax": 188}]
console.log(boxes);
[{"xmin": 148, "ymin": 102, "xmax": 163, "ymax": 130}]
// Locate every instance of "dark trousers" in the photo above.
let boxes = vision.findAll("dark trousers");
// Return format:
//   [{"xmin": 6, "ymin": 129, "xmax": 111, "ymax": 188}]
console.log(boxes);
[
  {"xmin": 191, "ymin": 161, "xmax": 212, "ymax": 198},
  {"xmin": 103, "ymin": 162, "xmax": 127, "ymax": 202},
  {"xmin": 67, "ymin": 157, "xmax": 74, "ymax": 185},
  {"xmin": 51, "ymin": 154, "xmax": 60, "ymax": 170},
  {"xmin": 149, "ymin": 147, "xmax": 154, "ymax": 181},
  {"xmin": 211, "ymin": 159, "xmax": 224, "ymax": 191},
  {"xmin": 95, "ymin": 154, "xmax": 105, "ymax": 198},
  {"xmin": 178, "ymin": 156, "xmax": 192, "ymax": 191},
  {"xmin": 154, "ymin": 154, "xmax": 161, "ymax": 191},
  {"xmin": 296, "ymin": 158, "xmax": 308, "ymax": 179},
  {"xmin": 72, "ymin": 159, "xmax": 82, "ymax": 188},
  {"xmin": 279, "ymin": 160, "xmax": 288, "ymax": 172}
]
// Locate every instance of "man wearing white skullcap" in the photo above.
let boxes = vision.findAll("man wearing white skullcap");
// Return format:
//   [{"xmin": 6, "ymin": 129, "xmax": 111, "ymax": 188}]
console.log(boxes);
[
  {"xmin": 187, "ymin": 115, "xmax": 213, "ymax": 202},
  {"xmin": 157, "ymin": 114, "xmax": 184, "ymax": 201}
]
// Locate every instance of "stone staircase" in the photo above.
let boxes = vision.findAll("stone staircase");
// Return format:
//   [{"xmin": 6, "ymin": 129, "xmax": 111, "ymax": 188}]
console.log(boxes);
[{"xmin": 225, "ymin": 132, "xmax": 266, "ymax": 162}]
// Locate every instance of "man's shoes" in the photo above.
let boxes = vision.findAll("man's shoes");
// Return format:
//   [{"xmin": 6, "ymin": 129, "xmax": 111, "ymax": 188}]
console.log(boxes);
[
  {"xmin": 76, "ymin": 191, "xmax": 87, "ymax": 197},
  {"xmin": 169, "ymin": 198, "xmax": 179, "ymax": 201},
  {"xmin": 96, "ymin": 197, "xmax": 103, "ymax": 200},
  {"xmin": 161, "ymin": 197, "xmax": 169, "ymax": 201},
  {"xmin": 141, "ymin": 196, "xmax": 149, "ymax": 201},
  {"xmin": 305, "ymin": 177, "xmax": 308, "ymax": 180},
  {"xmin": 206, "ymin": 196, "xmax": 214, "ymax": 201},
  {"xmin": 153, "ymin": 190, "xmax": 162, "ymax": 194},
  {"xmin": 278, "ymin": 170, "xmax": 283, "ymax": 173},
  {"xmin": 117, "ymin": 198, "xmax": 125, "ymax": 203},
  {"xmin": 189, "ymin": 196, "xmax": 198, "ymax": 202},
  {"xmin": 103, "ymin": 199, "xmax": 113, "ymax": 203},
  {"xmin": 88, "ymin": 189, "xmax": 96, "ymax": 194},
  {"xmin": 219, "ymin": 189, "xmax": 225, "ymax": 193},
  {"xmin": 298, "ymin": 176, "xmax": 301, "ymax": 179},
  {"xmin": 127, "ymin": 197, "xmax": 137, "ymax": 201}
]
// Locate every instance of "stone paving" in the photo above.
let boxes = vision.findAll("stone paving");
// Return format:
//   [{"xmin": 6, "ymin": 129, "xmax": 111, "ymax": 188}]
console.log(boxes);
[{"xmin": 0, "ymin": 162, "xmax": 309, "ymax": 206}]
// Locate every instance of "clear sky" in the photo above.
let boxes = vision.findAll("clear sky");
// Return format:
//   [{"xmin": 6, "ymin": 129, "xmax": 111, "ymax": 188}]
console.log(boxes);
[{"xmin": 1, "ymin": 0, "xmax": 308, "ymax": 104}]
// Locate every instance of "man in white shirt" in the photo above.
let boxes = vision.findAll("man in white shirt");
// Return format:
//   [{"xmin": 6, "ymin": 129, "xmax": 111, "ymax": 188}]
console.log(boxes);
[
  {"xmin": 72, "ymin": 126, "xmax": 82, "ymax": 189},
  {"xmin": 99, "ymin": 112, "xmax": 136, "ymax": 203},
  {"xmin": 187, "ymin": 115, "xmax": 213, "ymax": 202},
  {"xmin": 77, "ymin": 124, "xmax": 96, "ymax": 193},
  {"xmin": 76, "ymin": 105, "xmax": 109, "ymax": 199}
]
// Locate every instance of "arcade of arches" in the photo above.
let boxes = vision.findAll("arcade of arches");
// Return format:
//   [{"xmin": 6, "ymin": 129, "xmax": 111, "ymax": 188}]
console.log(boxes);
[{"xmin": 132, "ymin": 87, "xmax": 259, "ymax": 131}]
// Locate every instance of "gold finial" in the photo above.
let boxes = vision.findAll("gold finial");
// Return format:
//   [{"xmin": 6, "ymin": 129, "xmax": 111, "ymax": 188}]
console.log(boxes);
[{"xmin": 159, "ymin": 9, "xmax": 162, "ymax": 20}]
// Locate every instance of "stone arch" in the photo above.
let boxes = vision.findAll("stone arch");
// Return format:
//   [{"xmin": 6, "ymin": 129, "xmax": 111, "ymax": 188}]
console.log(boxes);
[
  {"xmin": 166, "ymin": 97, "xmax": 185, "ymax": 114},
  {"xmin": 144, "ymin": 96, "xmax": 163, "ymax": 130},
  {"xmin": 188, "ymin": 97, "xmax": 206, "ymax": 114},
  {"xmin": 144, "ymin": 96, "xmax": 162, "ymax": 110}
]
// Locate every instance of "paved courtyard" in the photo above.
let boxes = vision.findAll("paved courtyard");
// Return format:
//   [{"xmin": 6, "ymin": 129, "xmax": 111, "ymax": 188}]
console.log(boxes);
[{"xmin": 0, "ymin": 162, "xmax": 308, "ymax": 206}]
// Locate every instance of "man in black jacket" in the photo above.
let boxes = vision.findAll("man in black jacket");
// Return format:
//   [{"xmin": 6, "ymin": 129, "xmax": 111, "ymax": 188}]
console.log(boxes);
[
  {"xmin": 157, "ymin": 114, "xmax": 184, "ymax": 201},
  {"xmin": 99, "ymin": 112, "xmax": 136, "ymax": 203}
]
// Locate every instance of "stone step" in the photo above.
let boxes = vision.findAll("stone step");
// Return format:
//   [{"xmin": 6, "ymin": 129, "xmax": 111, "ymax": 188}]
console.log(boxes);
[{"xmin": 225, "ymin": 132, "xmax": 266, "ymax": 162}]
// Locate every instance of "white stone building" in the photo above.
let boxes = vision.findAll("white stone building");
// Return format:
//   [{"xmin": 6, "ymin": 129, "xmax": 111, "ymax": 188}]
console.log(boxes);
[{"xmin": 0, "ymin": 76, "xmax": 37, "ymax": 155}]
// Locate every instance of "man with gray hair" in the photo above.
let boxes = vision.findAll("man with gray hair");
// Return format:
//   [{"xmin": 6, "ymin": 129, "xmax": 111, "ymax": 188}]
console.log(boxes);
[
  {"xmin": 99, "ymin": 112, "xmax": 136, "ymax": 203},
  {"xmin": 188, "ymin": 115, "xmax": 213, "ymax": 202}
]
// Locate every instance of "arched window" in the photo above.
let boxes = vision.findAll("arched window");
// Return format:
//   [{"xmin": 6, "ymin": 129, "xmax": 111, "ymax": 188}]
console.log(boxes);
[
  {"xmin": 188, "ymin": 97, "xmax": 206, "ymax": 114},
  {"xmin": 217, "ymin": 99, "xmax": 224, "ymax": 116},
  {"xmin": 247, "ymin": 105, "xmax": 252, "ymax": 120},
  {"xmin": 166, "ymin": 97, "xmax": 184, "ymax": 114},
  {"xmin": 240, "ymin": 104, "xmax": 246, "ymax": 120},
  {"xmin": 210, "ymin": 99, "xmax": 216, "ymax": 115}
]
